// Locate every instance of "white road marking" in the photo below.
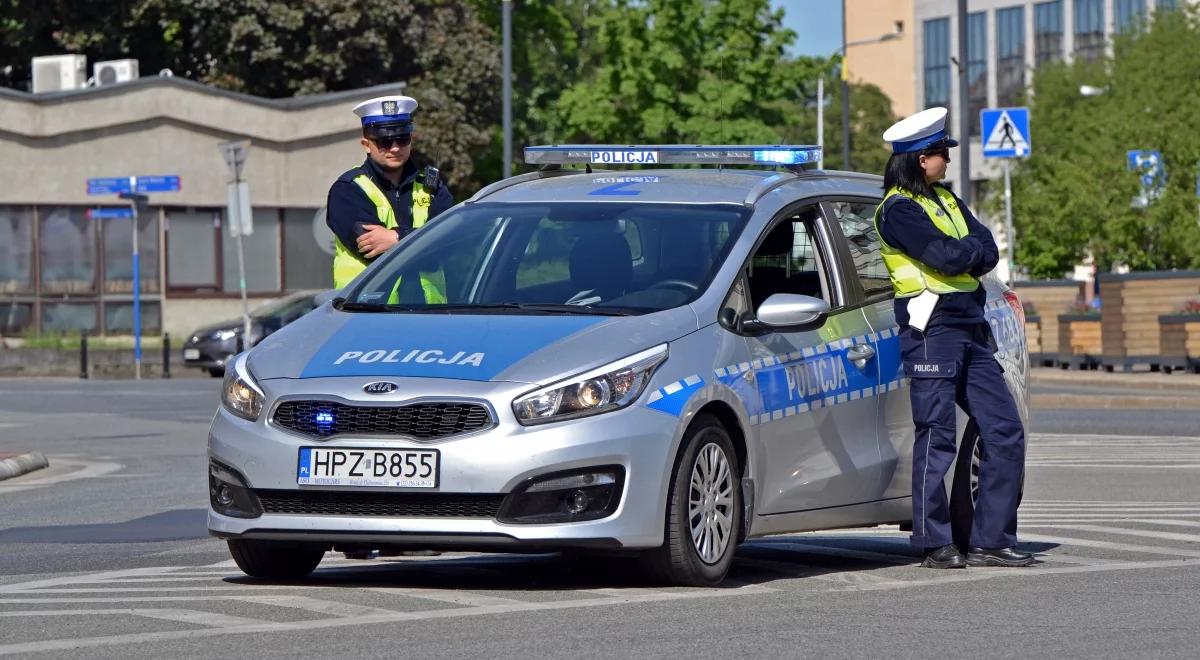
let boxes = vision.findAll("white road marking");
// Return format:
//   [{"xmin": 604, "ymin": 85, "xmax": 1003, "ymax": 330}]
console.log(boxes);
[
  {"xmin": 1019, "ymin": 533, "xmax": 1200, "ymax": 558},
  {"xmin": 0, "ymin": 608, "xmax": 267, "ymax": 628},
  {"xmin": 1023, "ymin": 524, "xmax": 1200, "ymax": 544},
  {"xmin": 365, "ymin": 587, "xmax": 523, "ymax": 607},
  {"xmin": 231, "ymin": 595, "xmax": 401, "ymax": 618},
  {"xmin": 0, "ymin": 457, "xmax": 124, "ymax": 495}
]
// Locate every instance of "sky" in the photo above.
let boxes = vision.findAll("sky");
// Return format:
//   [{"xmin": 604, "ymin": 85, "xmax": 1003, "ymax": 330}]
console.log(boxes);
[{"xmin": 772, "ymin": 0, "xmax": 843, "ymax": 58}]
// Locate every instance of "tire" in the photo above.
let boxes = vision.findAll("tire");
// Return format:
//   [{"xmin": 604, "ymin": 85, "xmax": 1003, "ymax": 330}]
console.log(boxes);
[
  {"xmin": 207, "ymin": 367, "xmax": 225, "ymax": 378},
  {"xmin": 949, "ymin": 420, "xmax": 1024, "ymax": 552},
  {"xmin": 640, "ymin": 414, "xmax": 741, "ymax": 587},
  {"xmin": 227, "ymin": 539, "xmax": 325, "ymax": 579}
]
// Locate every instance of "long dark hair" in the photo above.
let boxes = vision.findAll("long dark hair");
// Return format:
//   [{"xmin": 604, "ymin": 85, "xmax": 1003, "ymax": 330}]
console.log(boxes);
[{"xmin": 882, "ymin": 151, "xmax": 938, "ymax": 199}]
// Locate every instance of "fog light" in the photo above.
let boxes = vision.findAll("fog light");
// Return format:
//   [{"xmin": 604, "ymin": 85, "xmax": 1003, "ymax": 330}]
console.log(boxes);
[
  {"xmin": 208, "ymin": 460, "xmax": 263, "ymax": 519},
  {"xmin": 496, "ymin": 466, "xmax": 624, "ymax": 524},
  {"xmin": 215, "ymin": 484, "xmax": 235, "ymax": 507},
  {"xmin": 564, "ymin": 489, "xmax": 590, "ymax": 514}
]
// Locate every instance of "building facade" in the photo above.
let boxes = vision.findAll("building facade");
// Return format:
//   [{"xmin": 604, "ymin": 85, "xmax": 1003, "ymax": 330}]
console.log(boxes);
[{"xmin": 0, "ymin": 76, "xmax": 406, "ymax": 340}]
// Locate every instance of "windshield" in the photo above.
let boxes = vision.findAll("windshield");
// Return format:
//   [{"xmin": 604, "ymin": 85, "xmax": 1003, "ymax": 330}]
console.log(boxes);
[{"xmin": 346, "ymin": 202, "xmax": 748, "ymax": 315}]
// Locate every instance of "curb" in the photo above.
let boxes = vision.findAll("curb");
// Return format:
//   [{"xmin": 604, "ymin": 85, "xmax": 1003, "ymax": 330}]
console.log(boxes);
[
  {"xmin": 0, "ymin": 452, "xmax": 49, "ymax": 481},
  {"xmin": 1031, "ymin": 393, "xmax": 1200, "ymax": 410}
]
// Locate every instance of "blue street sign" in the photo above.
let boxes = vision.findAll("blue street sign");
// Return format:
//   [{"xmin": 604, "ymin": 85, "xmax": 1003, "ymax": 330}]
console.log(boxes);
[
  {"xmin": 981, "ymin": 107, "xmax": 1031, "ymax": 158},
  {"xmin": 87, "ymin": 207, "xmax": 134, "ymax": 219},
  {"xmin": 87, "ymin": 177, "xmax": 131, "ymax": 195},
  {"xmin": 136, "ymin": 175, "xmax": 181, "ymax": 193},
  {"xmin": 86, "ymin": 175, "xmax": 181, "ymax": 195},
  {"xmin": 1127, "ymin": 150, "xmax": 1165, "ymax": 208}
]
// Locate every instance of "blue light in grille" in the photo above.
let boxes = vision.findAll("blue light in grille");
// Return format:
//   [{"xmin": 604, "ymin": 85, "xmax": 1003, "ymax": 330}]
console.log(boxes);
[{"xmin": 314, "ymin": 410, "xmax": 335, "ymax": 428}]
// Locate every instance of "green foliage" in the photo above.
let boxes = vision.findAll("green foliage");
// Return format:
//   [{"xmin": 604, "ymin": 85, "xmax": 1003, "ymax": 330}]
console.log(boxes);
[{"xmin": 1009, "ymin": 7, "xmax": 1200, "ymax": 278}]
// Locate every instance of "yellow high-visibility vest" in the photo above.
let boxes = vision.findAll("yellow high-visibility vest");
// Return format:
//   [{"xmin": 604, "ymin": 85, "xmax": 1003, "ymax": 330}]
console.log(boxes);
[
  {"xmin": 872, "ymin": 186, "xmax": 980, "ymax": 299},
  {"xmin": 331, "ymin": 173, "xmax": 445, "ymax": 303}
]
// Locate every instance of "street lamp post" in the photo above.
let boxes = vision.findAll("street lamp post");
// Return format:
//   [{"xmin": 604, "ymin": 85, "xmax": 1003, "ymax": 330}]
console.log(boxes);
[
  {"xmin": 832, "ymin": 12, "xmax": 902, "ymax": 171},
  {"xmin": 502, "ymin": 0, "xmax": 513, "ymax": 179}
]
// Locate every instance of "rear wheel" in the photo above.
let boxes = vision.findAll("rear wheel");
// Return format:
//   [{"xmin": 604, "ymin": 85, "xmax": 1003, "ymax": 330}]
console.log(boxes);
[
  {"xmin": 949, "ymin": 420, "xmax": 1024, "ymax": 552},
  {"xmin": 640, "ymin": 414, "xmax": 741, "ymax": 586},
  {"xmin": 227, "ymin": 539, "xmax": 325, "ymax": 579},
  {"xmin": 207, "ymin": 367, "xmax": 224, "ymax": 378}
]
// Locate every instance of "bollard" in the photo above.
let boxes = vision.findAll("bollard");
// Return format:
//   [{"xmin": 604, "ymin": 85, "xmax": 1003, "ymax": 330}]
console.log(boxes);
[
  {"xmin": 162, "ymin": 333, "xmax": 171, "ymax": 379},
  {"xmin": 79, "ymin": 332, "xmax": 88, "ymax": 379}
]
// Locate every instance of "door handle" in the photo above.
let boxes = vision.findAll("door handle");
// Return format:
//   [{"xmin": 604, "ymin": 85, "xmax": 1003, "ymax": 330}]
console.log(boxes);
[{"xmin": 846, "ymin": 343, "xmax": 875, "ymax": 368}]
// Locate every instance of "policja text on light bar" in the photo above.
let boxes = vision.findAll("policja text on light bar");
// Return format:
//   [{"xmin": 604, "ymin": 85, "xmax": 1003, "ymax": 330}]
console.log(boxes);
[{"xmin": 523, "ymin": 145, "xmax": 823, "ymax": 167}]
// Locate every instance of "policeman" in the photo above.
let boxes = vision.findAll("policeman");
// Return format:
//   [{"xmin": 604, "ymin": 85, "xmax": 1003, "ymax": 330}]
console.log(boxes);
[
  {"xmin": 873, "ymin": 107, "xmax": 1033, "ymax": 569},
  {"xmin": 326, "ymin": 95, "xmax": 453, "ymax": 294}
]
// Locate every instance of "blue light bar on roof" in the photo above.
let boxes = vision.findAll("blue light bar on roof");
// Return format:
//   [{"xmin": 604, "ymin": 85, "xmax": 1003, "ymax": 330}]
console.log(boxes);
[{"xmin": 523, "ymin": 145, "xmax": 822, "ymax": 167}]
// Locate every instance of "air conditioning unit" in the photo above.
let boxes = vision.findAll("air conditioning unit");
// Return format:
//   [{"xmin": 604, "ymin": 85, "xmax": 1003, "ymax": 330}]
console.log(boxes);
[
  {"xmin": 94, "ymin": 59, "xmax": 139, "ymax": 86},
  {"xmin": 31, "ymin": 54, "xmax": 87, "ymax": 93}
]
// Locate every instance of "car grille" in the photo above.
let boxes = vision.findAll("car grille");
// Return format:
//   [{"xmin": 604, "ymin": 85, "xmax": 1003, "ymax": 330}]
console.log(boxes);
[
  {"xmin": 255, "ymin": 490, "xmax": 505, "ymax": 518},
  {"xmin": 272, "ymin": 400, "xmax": 493, "ymax": 440}
]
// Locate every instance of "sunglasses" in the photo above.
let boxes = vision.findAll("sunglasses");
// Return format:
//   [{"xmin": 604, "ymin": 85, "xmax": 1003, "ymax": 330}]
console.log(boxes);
[
  {"xmin": 371, "ymin": 134, "xmax": 412, "ymax": 150},
  {"xmin": 923, "ymin": 148, "xmax": 950, "ymax": 160}
]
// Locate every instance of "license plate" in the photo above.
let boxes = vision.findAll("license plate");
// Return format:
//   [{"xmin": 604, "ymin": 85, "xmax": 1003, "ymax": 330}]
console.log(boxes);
[
  {"xmin": 297, "ymin": 447, "xmax": 439, "ymax": 488},
  {"xmin": 183, "ymin": 348, "xmax": 200, "ymax": 360}
]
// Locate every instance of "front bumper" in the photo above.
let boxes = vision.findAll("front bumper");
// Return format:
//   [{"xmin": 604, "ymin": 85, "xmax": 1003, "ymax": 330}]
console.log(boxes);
[
  {"xmin": 183, "ymin": 337, "xmax": 236, "ymax": 370},
  {"xmin": 207, "ymin": 376, "xmax": 682, "ymax": 550}
]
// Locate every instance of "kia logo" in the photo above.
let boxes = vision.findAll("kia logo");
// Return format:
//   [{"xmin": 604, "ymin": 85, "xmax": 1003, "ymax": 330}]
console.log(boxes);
[{"xmin": 363, "ymin": 381, "xmax": 398, "ymax": 394}]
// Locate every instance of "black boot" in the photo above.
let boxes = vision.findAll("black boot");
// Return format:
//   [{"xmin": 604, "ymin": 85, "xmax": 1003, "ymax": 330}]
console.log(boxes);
[
  {"xmin": 966, "ymin": 546, "xmax": 1035, "ymax": 567},
  {"xmin": 921, "ymin": 543, "xmax": 967, "ymax": 569}
]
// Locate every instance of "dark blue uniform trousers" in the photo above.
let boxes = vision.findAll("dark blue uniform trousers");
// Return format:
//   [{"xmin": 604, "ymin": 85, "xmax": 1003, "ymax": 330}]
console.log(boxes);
[{"xmin": 901, "ymin": 323, "xmax": 1025, "ymax": 549}]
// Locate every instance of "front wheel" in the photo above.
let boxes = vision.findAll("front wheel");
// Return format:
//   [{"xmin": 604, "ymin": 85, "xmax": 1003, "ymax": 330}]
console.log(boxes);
[
  {"xmin": 227, "ymin": 539, "xmax": 325, "ymax": 579},
  {"xmin": 640, "ymin": 414, "xmax": 741, "ymax": 586}
]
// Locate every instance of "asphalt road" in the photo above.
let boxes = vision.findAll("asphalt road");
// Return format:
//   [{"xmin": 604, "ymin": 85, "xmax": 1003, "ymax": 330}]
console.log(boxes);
[{"xmin": 1, "ymin": 377, "xmax": 1199, "ymax": 658}]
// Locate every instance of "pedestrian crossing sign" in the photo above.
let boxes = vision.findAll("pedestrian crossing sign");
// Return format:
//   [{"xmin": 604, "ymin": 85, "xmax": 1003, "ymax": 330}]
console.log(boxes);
[{"xmin": 981, "ymin": 107, "xmax": 1031, "ymax": 158}]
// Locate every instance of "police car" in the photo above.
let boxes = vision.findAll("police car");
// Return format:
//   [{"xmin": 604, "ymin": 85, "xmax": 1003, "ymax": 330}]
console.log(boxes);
[{"xmin": 208, "ymin": 145, "xmax": 1028, "ymax": 586}]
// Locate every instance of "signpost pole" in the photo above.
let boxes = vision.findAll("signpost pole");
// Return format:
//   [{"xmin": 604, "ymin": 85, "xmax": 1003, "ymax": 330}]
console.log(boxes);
[
  {"xmin": 232, "ymin": 182, "xmax": 251, "ymax": 347},
  {"xmin": 129, "ymin": 178, "xmax": 142, "ymax": 381},
  {"xmin": 816, "ymin": 76, "xmax": 824, "ymax": 170},
  {"xmin": 219, "ymin": 141, "xmax": 253, "ymax": 349},
  {"xmin": 1003, "ymin": 159, "xmax": 1015, "ymax": 287}
]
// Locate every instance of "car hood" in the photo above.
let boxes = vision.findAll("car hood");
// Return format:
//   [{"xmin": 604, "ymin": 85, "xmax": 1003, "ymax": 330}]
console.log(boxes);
[{"xmin": 246, "ymin": 304, "xmax": 699, "ymax": 385}]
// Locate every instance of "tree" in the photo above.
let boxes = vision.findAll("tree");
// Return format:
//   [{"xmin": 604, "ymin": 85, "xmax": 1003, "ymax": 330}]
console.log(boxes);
[
  {"xmin": 1009, "ymin": 6, "xmax": 1200, "ymax": 277},
  {"xmin": 0, "ymin": 0, "xmax": 500, "ymax": 188}
]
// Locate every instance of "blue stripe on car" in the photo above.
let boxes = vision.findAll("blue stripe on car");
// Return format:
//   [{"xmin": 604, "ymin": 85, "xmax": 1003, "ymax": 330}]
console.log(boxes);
[{"xmin": 299, "ymin": 315, "xmax": 603, "ymax": 381}]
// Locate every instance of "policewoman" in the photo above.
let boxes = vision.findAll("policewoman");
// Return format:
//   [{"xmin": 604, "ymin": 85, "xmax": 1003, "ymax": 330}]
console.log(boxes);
[
  {"xmin": 326, "ymin": 95, "xmax": 454, "ymax": 296},
  {"xmin": 873, "ymin": 107, "xmax": 1033, "ymax": 569}
]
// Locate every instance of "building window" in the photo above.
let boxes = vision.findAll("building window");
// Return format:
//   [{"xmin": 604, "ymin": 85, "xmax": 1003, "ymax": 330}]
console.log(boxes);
[
  {"xmin": 40, "ymin": 207, "xmax": 96, "ymax": 295},
  {"xmin": 221, "ymin": 209, "xmax": 280, "ymax": 294},
  {"xmin": 1115, "ymin": 0, "xmax": 1146, "ymax": 32},
  {"xmin": 967, "ymin": 12, "xmax": 987, "ymax": 136},
  {"xmin": 1075, "ymin": 0, "xmax": 1105, "ymax": 61},
  {"xmin": 1035, "ymin": 1, "xmax": 1064, "ymax": 64},
  {"xmin": 283, "ymin": 208, "xmax": 335, "ymax": 291},
  {"xmin": 1157, "ymin": 0, "xmax": 1177, "ymax": 10},
  {"xmin": 102, "ymin": 211, "xmax": 160, "ymax": 294},
  {"xmin": 103, "ymin": 301, "xmax": 162, "ymax": 334},
  {"xmin": 166, "ymin": 208, "xmax": 220, "ymax": 290},
  {"xmin": 0, "ymin": 207, "xmax": 34, "ymax": 293},
  {"xmin": 997, "ymin": 6, "xmax": 1026, "ymax": 107},
  {"xmin": 0, "ymin": 302, "xmax": 33, "ymax": 335},
  {"xmin": 41, "ymin": 302, "xmax": 97, "ymax": 333},
  {"xmin": 924, "ymin": 17, "xmax": 952, "ymax": 112}
]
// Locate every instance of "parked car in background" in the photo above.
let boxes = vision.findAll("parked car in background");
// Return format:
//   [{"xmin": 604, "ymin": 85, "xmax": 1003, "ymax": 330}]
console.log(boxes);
[{"xmin": 183, "ymin": 290, "xmax": 328, "ymax": 377}]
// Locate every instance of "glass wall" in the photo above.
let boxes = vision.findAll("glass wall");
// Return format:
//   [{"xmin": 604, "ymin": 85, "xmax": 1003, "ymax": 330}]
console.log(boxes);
[
  {"xmin": 166, "ymin": 208, "xmax": 220, "ymax": 290},
  {"xmin": 967, "ymin": 12, "xmax": 987, "ymax": 136},
  {"xmin": 103, "ymin": 301, "xmax": 162, "ymax": 334},
  {"xmin": 283, "ymin": 208, "xmax": 335, "ymax": 290},
  {"xmin": 0, "ymin": 207, "xmax": 34, "ymax": 294},
  {"xmin": 39, "ymin": 207, "xmax": 96, "ymax": 295},
  {"xmin": 1116, "ymin": 0, "xmax": 1146, "ymax": 32},
  {"xmin": 924, "ymin": 18, "xmax": 952, "ymax": 112},
  {"xmin": 996, "ymin": 6, "xmax": 1026, "ymax": 107},
  {"xmin": 1035, "ymin": 1, "xmax": 1064, "ymax": 65},
  {"xmin": 41, "ymin": 302, "xmax": 97, "ymax": 333},
  {"xmin": 221, "ymin": 208, "xmax": 281, "ymax": 294},
  {"xmin": 1075, "ymin": 0, "xmax": 1105, "ymax": 61}
]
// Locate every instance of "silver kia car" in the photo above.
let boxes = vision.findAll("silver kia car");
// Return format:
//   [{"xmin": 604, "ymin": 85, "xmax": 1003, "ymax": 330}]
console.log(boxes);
[{"xmin": 208, "ymin": 146, "xmax": 1028, "ymax": 586}]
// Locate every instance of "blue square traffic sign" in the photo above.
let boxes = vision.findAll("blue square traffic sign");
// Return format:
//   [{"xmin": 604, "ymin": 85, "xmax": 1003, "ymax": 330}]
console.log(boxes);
[{"xmin": 981, "ymin": 108, "xmax": 1031, "ymax": 158}]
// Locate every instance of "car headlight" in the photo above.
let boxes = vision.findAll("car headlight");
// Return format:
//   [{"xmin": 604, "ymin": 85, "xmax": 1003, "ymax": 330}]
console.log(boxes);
[
  {"xmin": 214, "ymin": 329, "xmax": 238, "ymax": 342},
  {"xmin": 513, "ymin": 344, "xmax": 667, "ymax": 425},
  {"xmin": 221, "ymin": 355, "xmax": 264, "ymax": 421}
]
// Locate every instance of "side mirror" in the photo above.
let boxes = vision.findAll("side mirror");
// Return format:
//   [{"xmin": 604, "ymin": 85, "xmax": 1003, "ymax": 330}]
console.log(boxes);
[{"xmin": 754, "ymin": 293, "xmax": 830, "ymax": 330}]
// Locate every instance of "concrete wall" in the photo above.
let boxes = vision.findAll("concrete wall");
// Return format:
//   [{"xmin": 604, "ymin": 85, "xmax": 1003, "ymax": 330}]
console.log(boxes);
[{"xmin": 162, "ymin": 297, "xmax": 284, "ymax": 341}]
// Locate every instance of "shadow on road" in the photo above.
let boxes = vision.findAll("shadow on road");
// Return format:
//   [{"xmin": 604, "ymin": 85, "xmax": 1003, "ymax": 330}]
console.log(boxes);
[{"xmin": 0, "ymin": 508, "xmax": 208, "ymax": 544}]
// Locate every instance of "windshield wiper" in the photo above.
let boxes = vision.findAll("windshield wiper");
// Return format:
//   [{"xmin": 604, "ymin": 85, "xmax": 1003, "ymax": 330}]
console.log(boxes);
[
  {"xmin": 334, "ymin": 299, "xmax": 423, "ymax": 313},
  {"xmin": 493, "ymin": 303, "xmax": 638, "ymax": 316}
]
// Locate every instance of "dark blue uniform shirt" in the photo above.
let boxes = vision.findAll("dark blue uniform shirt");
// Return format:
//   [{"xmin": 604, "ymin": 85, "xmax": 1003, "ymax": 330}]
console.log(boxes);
[
  {"xmin": 878, "ymin": 186, "xmax": 999, "ymax": 327},
  {"xmin": 325, "ymin": 157, "xmax": 454, "ymax": 260}
]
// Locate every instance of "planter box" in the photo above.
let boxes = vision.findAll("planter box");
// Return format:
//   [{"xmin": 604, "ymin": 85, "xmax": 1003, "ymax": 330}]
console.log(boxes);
[
  {"xmin": 1014, "ymin": 280, "xmax": 1084, "ymax": 364},
  {"xmin": 1099, "ymin": 271, "xmax": 1200, "ymax": 371},
  {"xmin": 1159, "ymin": 314, "xmax": 1200, "ymax": 374},
  {"xmin": 1057, "ymin": 314, "xmax": 1102, "ymax": 369},
  {"xmin": 1024, "ymin": 314, "xmax": 1044, "ymax": 362}
]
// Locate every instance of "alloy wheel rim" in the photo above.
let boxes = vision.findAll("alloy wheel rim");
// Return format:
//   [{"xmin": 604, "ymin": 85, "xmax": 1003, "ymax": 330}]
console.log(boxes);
[
  {"xmin": 970, "ymin": 438, "xmax": 983, "ymax": 504},
  {"xmin": 688, "ymin": 441, "xmax": 735, "ymax": 565}
]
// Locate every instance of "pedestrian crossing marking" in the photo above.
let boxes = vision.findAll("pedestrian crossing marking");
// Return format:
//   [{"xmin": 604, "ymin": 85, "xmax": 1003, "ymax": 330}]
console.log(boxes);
[{"xmin": 981, "ymin": 107, "xmax": 1031, "ymax": 158}]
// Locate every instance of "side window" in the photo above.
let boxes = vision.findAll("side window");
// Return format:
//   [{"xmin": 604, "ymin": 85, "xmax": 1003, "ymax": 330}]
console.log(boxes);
[
  {"xmin": 827, "ymin": 200, "xmax": 893, "ymax": 299},
  {"xmin": 745, "ymin": 207, "xmax": 826, "ymax": 310}
]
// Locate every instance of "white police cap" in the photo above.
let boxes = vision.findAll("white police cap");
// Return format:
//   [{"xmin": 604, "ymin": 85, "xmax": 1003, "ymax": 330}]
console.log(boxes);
[
  {"xmin": 352, "ymin": 95, "xmax": 418, "ymax": 129},
  {"xmin": 882, "ymin": 107, "xmax": 959, "ymax": 154}
]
